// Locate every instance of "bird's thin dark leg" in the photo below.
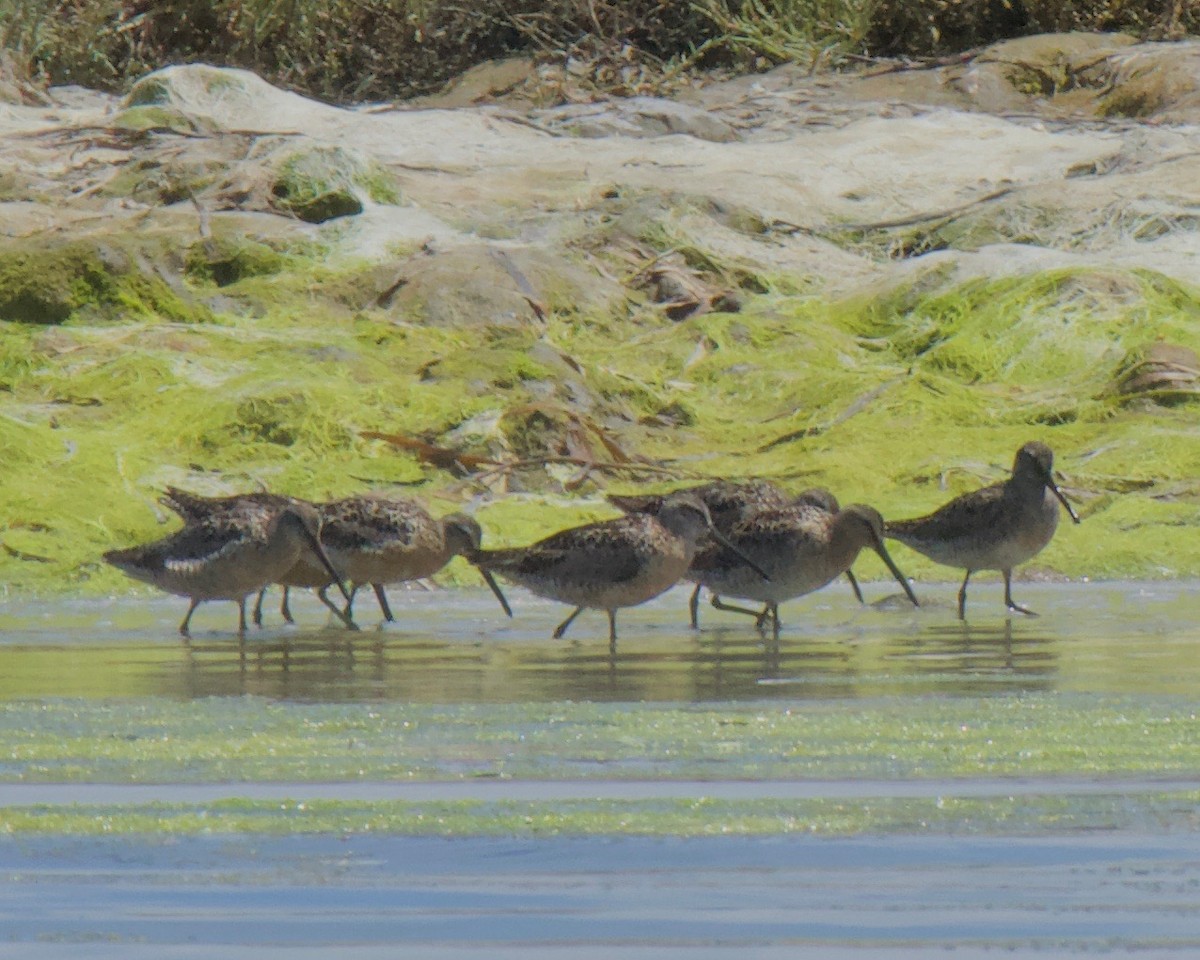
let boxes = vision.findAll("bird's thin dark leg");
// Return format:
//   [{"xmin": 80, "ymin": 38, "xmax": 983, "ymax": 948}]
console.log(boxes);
[
  {"xmin": 317, "ymin": 586, "xmax": 358, "ymax": 630},
  {"xmin": 754, "ymin": 602, "xmax": 780, "ymax": 639},
  {"xmin": 179, "ymin": 599, "xmax": 200, "ymax": 637},
  {"xmin": 688, "ymin": 583, "xmax": 702, "ymax": 629},
  {"xmin": 480, "ymin": 570, "xmax": 512, "ymax": 618},
  {"xmin": 711, "ymin": 596, "xmax": 768, "ymax": 619},
  {"xmin": 373, "ymin": 583, "xmax": 395, "ymax": 622},
  {"xmin": 607, "ymin": 610, "xmax": 618, "ymax": 644},
  {"xmin": 957, "ymin": 570, "xmax": 972, "ymax": 620},
  {"xmin": 1003, "ymin": 569, "xmax": 1037, "ymax": 617},
  {"xmin": 279, "ymin": 586, "xmax": 296, "ymax": 625},
  {"xmin": 553, "ymin": 606, "xmax": 584, "ymax": 640},
  {"xmin": 236, "ymin": 598, "xmax": 248, "ymax": 635},
  {"xmin": 845, "ymin": 569, "xmax": 864, "ymax": 605},
  {"xmin": 253, "ymin": 588, "xmax": 267, "ymax": 628}
]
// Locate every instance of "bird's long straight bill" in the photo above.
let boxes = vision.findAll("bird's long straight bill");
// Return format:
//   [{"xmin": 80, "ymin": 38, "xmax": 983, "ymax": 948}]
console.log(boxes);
[
  {"xmin": 1050, "ymin": 480, "xmax": 1081, "ymax": 524},
  {"xmin": 874, "ymin": 542, "xmax": 920, "ymax": 607},
  {"xmin": 300, "ymin": 525, "xmax": 353, "ymax": 604},
  {"xmin": 480, "ymin": 568, "xmax": 513, "ymax": 618},
  {"xmin": 710, "ymin": 530, "xmax": 771, "ymax": 582}
]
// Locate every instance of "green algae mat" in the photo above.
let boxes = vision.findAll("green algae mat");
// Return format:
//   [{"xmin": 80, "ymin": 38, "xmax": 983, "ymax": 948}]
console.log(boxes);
[{"xmin": 4, "ymin": 265, "xmax": 1200, "ymax": 594}]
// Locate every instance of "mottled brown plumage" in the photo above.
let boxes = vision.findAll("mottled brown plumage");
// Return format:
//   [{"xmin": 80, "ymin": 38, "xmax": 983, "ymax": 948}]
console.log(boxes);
[
  {"xmin": 610, "ymin": 481, "xmax": 863, "ymax": 626},
  {"xmin": 885, "ymin": 441, "xmax": 1080, "ymax": 619},
  {"xmin": 159, "ymin": 487, "xmax": 293, "ymax": 522},
  {"xmin": 470, "ymin": 493, "xmax": 767, "ymax": 643},
  {"xmin": 104, "ymin": 497, "xmax": 349, "ymax": 636},
  {"xmin": 158, "ymin": 487, "xmax": 354, "ymax": 628},
  {"xmin": 161, "ymin": 489, "xmax": 510, "ymax": 626},
  {"xmin": 280, "ymin": 495, "xmax": 511, "ymax": 625},
  {"xmin": 607, "ymin": 480, "xmax": 789, "ymax": 531},
  {"xmin": 692, "ymin": 502, "xmax": 918, "ymax": 636}
]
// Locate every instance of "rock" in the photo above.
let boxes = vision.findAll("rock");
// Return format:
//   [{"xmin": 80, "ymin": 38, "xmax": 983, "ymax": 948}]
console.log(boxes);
[
  {"xmin": 533, "ymin": 96, "xmax": 739, "ymax": 142},
  {"xmin": 413, "ymin": 58, "xmax": 539, "ymax": 108},
  {"xmin": 1115, "ymin": 343, "xmax": 1200, "ymax": 402},
  {"xmin": 269, "ymin": 145, "xmax": 371, "ymax": 222},
  {"xmin": 373, "ymin": 242, "xmax": 622, "ymax": 327},
  {"xmin": 125, "ymin": 64, "xmax": 345, "ymax": 132},
  {"xmin": 110, "ymin": 104, "xmax": 208, "ymax": 136},
  {"xmin": 1098, "ymin": 42, "xmax": 1200, "ymax": 121},
  {"xmin": 0, "ymin": 38, "xmax": 1196, "ymax": 323},
  {"xmin": 0, "ymin": 237, "xmax": 208, "ymax": 325},
  {"xmin": 184, "ymin": 235, "xmax": 288, "ymax": 287},
  {"xmin": 208, "ymin": 141, "xmax": 402, "ymax": 224}
]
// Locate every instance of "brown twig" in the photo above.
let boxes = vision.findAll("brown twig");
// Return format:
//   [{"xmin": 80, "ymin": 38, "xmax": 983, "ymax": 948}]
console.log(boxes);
[{"xmin": 826, "ymin": 187, "xmax": 1017, "ymax": 234}]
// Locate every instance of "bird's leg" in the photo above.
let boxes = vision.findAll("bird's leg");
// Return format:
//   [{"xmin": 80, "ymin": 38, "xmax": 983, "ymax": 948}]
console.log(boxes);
[
  {"xmin": 317, "ymin": 586, "xmax": 359, "ymax": 631},
  {"xmin": 553, "ymin": 606, "xmax": 584, "ymax": 640},
  {"xmin": 957, "ymin": 570, "xmax": 972, "ymax": 620},
  {"xmin": 1003, "ymin": 569, "xmax": 1038, "ymax": 617},
  {"xmin": 236, "ymin": 597, "xmax": 248, "ymax": 635},
  {"xmin": 754, "ymin": 602, "xmax": 781, "ymax": 639},
  {"xmin": 845, "ymin": 569, "xmax": 864, "ymax": 605},
  {"xmin": 253, "ymin": 588, "xmax": 267, "ymax": 628},
  {"xmin": 688, "ymin": 583, "xmax": 702, "ymax": 630},
  {"xmin": 373, "ymin": 583, "xmax": 395, "ymax": 622},
  {"xmin": 607, "ymin": 610, "xmax": 618, "ymax": 645},
  {"xmin": 710, "ymin": 596, "xmax": 767, "ymax": 619},
  {"xmin": 279, "ymin": 586, "xmax": 296, "ymax": 625},
  {"xmin": 179, "ymin": 599, "xmax": 200, "ymax": 638}
]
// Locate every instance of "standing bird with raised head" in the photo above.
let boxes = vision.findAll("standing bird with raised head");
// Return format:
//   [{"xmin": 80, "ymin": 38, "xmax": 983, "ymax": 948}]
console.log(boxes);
[{"xmin": 884, "ymin": 441, "xmax": 1080, "ymax": 619}]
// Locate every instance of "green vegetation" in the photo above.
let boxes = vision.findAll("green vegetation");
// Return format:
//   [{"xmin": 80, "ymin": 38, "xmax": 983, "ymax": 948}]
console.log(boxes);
[
  {"xmin": 3, "ymin": 244, "xmax": 1200, "ymax": 593},
  {"xmin": 0, "ymin": 238, "xmax": 207, "ymax": 326},
  {"xmin": 1, "ymin": 693, "xmax": 1197, "ymax": 835},
  {"xmin": 269, "ymin": 146, "xmax": 402, "ymax": 222},
  {"xmin": 108, "ymin": 104, "xmax": 204, "ymax": 135},
  {"xmin": 2, "ymin": 1, "xmax": 1194, "ymax": 104},
  {"xmin": 6, "ymin": 790, "xmax": 1198, "ymax": 836},
  {"xmin": 2, "ymin": 695, "xmax": 1197, "ymax": 783}
]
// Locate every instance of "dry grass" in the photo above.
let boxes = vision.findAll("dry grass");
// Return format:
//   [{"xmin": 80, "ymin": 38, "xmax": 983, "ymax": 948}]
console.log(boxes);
[{"xmin": 1, "ymin": 0, "xmax": 1193, "ymax": 104}]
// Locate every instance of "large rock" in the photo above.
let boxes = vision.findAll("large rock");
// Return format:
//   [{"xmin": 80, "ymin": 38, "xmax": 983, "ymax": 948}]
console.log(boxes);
[{"xmin": 125, "ymin": 64, "xmax": 346, "ymax": 133}]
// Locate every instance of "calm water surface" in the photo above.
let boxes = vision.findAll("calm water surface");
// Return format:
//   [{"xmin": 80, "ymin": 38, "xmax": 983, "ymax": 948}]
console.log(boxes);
[
  {"xmin": 0, "ymin": 580, "xmax": 1196, "ymax": 702},
  {"xmin": 2, "ymin": 580, "xmax": 1200, "ymax": 957}
]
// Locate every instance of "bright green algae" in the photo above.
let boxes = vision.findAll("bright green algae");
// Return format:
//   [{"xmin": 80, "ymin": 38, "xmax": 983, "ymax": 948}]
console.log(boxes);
[
  {"xmin": 6, "ymin": 792, "xmax": 1200, "ymax": 837},
  {"xmin": 2, "ymin": 694, "xmax": 1198, "ymax": 836},
  {"xmin": 3, "ymin": 265, "xmax": 1200, "ymax": 594},
  {"xmin": 2, "ymin": 695, "xmax": 1197, "ymax": 784}
]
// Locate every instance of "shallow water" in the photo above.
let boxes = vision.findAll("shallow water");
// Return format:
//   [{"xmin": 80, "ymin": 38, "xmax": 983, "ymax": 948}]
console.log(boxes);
[
  {"xmin": 0, "ymin": 580, "xmax": 1198, "ymax": 702},
  {"xmin": 5, "ymin": 833, "xmax": 1200, "ymax": 959},
  {"xmin": 2, "ymin": 580, "xmax": 1200, "ymax": 956}
]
